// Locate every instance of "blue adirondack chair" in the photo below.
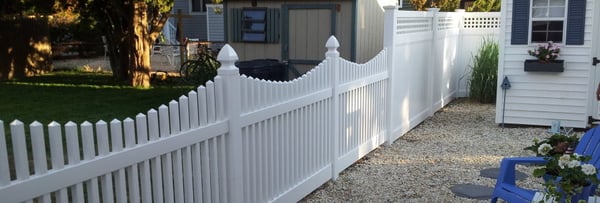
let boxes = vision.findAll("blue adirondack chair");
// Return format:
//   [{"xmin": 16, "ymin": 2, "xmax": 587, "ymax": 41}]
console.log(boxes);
[{"xmin": 490, "ymin": 126, "xmax": 600, "ymax": 203}]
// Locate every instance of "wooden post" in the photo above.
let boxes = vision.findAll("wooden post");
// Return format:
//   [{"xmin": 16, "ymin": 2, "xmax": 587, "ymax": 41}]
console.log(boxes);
[{"xmin": 168, "ymin": 9, "xmax": 192, "ymax": 64}]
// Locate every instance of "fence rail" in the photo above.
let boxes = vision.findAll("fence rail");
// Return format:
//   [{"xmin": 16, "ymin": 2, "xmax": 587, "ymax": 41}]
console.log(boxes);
[{"xmin": 0, "ymin": 7, "xmax": 500, "ymax": 203}]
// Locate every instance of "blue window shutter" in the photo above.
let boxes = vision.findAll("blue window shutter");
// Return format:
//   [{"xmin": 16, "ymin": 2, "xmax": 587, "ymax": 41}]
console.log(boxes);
[
  {"xmin": 566, "ymin": 0, "xmax": 586, "ymax": 45},
  {"xmin": 511, "ymin": 0, "xmax": 530, "ymax": 45},
  {"xmin": 266, "ymin": 8, "xmax": 280, "ymax": 43},
  {"xmin": 230, "ymin": 8, "xmax": 242, "ymax": 42}
]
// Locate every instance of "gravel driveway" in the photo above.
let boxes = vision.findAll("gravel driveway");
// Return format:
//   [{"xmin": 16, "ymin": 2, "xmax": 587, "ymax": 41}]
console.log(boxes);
[{"xmin": 300, "ymin": 98, "xmax": 581, "ymax": 202}]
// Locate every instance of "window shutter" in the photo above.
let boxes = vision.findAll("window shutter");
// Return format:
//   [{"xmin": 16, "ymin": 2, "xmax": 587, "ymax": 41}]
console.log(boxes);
[
  {"xmin": 230, "ymin": 8, "xmax": 242, "ymax": 42},
  {"xmin": 565, "ymin": 0, "xmax": 586, "ymax": 45},
  {"xmin": 511, "ymin": 0, "xmax": 530, "ymax": 45},
  {"xmin": 266, "ymin": 8, "xmax": 280, "ymax": 43}
]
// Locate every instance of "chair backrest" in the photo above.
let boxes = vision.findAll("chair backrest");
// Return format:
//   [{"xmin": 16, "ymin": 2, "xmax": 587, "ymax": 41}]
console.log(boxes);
[{"xmin": 574, "ymin": 127, "xmax": 600, "ymax": 177}]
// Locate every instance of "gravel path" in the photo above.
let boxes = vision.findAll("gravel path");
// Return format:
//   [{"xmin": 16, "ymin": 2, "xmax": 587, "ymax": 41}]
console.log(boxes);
[{"xmin": 300, "ymin": 98, "xmax": 582, "ymax": 202}]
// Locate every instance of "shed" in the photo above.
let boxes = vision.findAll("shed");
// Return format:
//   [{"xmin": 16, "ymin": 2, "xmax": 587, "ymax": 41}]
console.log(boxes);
[
  {"xmin": 496, "ymin": 0, "xmax": 600, "ymax": 128},
  {"xmin": 223, "ymin": 0, "xmax": 397, "ymax": 78}
]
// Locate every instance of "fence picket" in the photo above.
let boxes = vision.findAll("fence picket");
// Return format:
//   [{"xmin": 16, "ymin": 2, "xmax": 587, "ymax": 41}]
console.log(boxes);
[
  {"xmin": 124, "ymin": 118, "xmax": 140, "ymax": 203},
  {"xmin": 136, "ymin": 114, "xmax": 149, "ymax": 144},
  {"xmin": 65, "ymin": 122, "xmax": 85, "ymax": 203},
  {"xmin": 0, "ymin": 121, "xmax": 8, "ymax": 186},
  {"xmin": 110, "ymin": 119, "xmax": 127, "ymax": 203},
  {"xmin": 169, "ymin": 101, "xmax": 180, "ymax": 135},
  {"xmin": 135, "ymin": 114, "xmax": 152, "ymax": 203},
  {"xmin": 179, "ymin": 96, "xmax": 190, "ymax": 131},
  {"xmin": 148, "ymin": 109, "xmax": 159, "ymax": 141},
  {"xmin": 188, "ymin": 91, "xmax": 199, "ymax": 128},
  {"xmin": 10, "ymin": 120, "xmax": 29, "ymax": 182},
  {"xmin": 29, "ymin": 121, "xmax": 51, "ymax": 203},
  {"xmin": 162, "ymin": 152, "xmax": 174, "ymax": 203},
  {"xmin": 158, "ymin": 105, "xmax": 170, "ymax": 137},
  {"xmin": 80, "ymin": 122, "xmax": 101, "ymax": 203},
  {"xmin": 173, "ymin": 149, "xmax": 185, "ymax": 203},
  {"xmin": 48, "ymin": 122, "xmax": 68, "ymax": 202},
  {"xmin": 201, "ymin": 141, "xmax": 211, "ymax": 202},
  {"xmin": 192, "ymin": 143, "xmax": 203, "ymax": 203},
  {"xmin": 182, "ymin": 146, "xmax": 194, "ymax": 203},
  {"xmin": 197, "ymin": 86, "xmax": 208, "ymax": 127},
  {"xmin": 206, "ymin": 81, "xmax": 216, "ymax": 123},
  {"xmin": 96, "ymin": 121, "xmax": 115, "ymax": 203}
]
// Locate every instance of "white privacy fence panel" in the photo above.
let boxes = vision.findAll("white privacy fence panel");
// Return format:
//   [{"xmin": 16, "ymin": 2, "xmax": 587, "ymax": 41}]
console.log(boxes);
[{"xmin": 0, "ymin": 8, "xmax": 501, "ymax": 202}]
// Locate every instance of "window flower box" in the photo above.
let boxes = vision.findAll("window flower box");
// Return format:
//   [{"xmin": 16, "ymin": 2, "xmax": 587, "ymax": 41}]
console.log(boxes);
[{"xmin": 524, "ymin": 59, "xmax": 564, "ymax": 72}]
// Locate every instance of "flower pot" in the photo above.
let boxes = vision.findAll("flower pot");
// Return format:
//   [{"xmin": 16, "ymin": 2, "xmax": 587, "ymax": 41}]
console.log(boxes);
[
  {"xmin": 544, "ymin": 176, "xmax": 593, "ymax": 202},
  {"xmin": 524, "ymin": 59, "xmax": 564, "ymax": 72}
]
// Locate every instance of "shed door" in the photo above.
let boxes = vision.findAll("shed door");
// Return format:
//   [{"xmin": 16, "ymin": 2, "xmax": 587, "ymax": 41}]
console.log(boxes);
[
  {"xmin": 590, "ymin": 2, "xmax": 600, "ymax": 121},
  {"xmin": 282, "ymin": 5, "xmax": 336, "ymax": 79}
]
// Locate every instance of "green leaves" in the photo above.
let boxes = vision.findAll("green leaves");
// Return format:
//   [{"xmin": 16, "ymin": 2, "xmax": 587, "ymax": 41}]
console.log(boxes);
[{"xmin": 468, "ymin": 37, "xmax": 498, "ymax": 103}]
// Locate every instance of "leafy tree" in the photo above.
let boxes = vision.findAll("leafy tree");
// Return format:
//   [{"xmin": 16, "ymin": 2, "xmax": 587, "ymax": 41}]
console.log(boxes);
[
  {"xmin": 467, "ymin": 0, "xmax": 501, "ymax": 12},
  {"xmin": 66, "ymin": 0, "xmax": 174, "ymax": 88}
]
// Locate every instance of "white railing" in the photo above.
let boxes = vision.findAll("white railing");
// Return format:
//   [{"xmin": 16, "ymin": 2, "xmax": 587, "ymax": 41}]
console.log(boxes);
[{"xmin": 0, "ymin": 8, "xmax": 500, "ymax": 203}]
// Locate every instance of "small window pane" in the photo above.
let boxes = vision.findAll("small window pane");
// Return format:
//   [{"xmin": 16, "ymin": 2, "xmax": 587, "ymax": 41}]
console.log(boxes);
[
  {"xmin": 243, "ymin": 10, "xmax": 266, "ymax": 20},
  {"xmin": 548, "ymin": 21, "xmax": 563, "ymax": 31},
  {"xmin": 532, "ymin": 8, "xmax": 547, "ymax": 17},
  {"xmin": 532, "ymin": 21, "xmax": 548, "ymax": 31},
  {"xmin": 531, "ymin": 32, "xmax": 547, "ymax": 42},
  {"xmin": 548, "ymin": 7, "xmax": 565, "ymax": 17},
  {"xmin": 547, "ymin": 32, "xmax": 563, "ymax": 42},
  {"xmin": 532, "ymin": 0, "xmax": 547, "ymax": 7},
  {"xmin": 244, "ymin": 22, "xmax": 265, "ymax": 31},
  {"xmin": 243, "ymin": 33, "xmax": 266, "ymax": 41},
  {"xmin": 549, "ymin": 0, "xmax": 565, "ymax": 6},
  {"xmin": 191, "ymin": 0, "xmax": 205, "ymax": 12}
]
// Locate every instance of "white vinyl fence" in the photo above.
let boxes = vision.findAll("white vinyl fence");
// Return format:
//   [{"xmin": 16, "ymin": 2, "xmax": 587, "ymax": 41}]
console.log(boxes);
[{"xmin": 0, "ymin": 7, "xmax": 499, "ymax": 203}]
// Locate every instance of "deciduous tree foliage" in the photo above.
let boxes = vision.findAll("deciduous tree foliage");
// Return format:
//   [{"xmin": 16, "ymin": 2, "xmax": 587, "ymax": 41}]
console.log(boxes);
[{"xmin": 73, "ymin": 0, "xmax": 174, "ymax": 87}]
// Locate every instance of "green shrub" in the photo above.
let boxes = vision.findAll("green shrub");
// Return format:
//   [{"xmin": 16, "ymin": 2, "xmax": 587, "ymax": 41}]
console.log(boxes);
[
  {"xmin": 468, "ymin": 38, "xmax": 498, "ymax": 103},
  {"xmin": 467, "ymin": 0, "xmax": 501, "ymax": 12},
  {"xmin": 432, "ymin": 0, "xmax": 460, "ymax": 11},
  {"xmin": 409, "ymin": 0, "xmax": 429, "ymax": 11}
]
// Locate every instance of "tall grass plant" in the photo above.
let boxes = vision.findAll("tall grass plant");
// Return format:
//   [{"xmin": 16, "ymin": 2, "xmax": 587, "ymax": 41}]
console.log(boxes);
[{"xmin": 468, "ymin": 38, "xmax": 498, "ymax": 103}]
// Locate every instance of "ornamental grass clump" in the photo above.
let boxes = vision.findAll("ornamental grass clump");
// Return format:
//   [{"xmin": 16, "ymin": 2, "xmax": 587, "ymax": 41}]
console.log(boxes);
[{"xmin": 468, "ymin": 38, "xmax": 498, "ymax": 103}]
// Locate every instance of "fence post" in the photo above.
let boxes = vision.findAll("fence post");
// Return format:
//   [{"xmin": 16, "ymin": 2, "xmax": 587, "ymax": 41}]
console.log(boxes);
[
  {"xmin": 326, "ymin": 36, "xmax": 340, "ymax": 180},
  {"xmin": 383, "ymin": 5, "xmax": 398, "ymax": 145},
  {"xmin": 428, "ymin": 8, "xmax": 440, "ymax": 117},
  {"xmin": 216, "ymin": 44, "xmax": 243, "ymax": 202}
]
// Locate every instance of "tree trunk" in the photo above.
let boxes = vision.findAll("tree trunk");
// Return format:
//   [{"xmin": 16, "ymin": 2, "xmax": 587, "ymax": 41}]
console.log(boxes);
[{"xmin": 129, "ymin": 1, "xmax": 151, "ymax": 88}]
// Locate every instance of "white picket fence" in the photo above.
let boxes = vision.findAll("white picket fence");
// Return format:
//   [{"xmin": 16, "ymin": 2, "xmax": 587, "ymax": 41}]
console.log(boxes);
[{"xmin": 0, "ymin": 7, "xmax": 500, "ymax": 203}]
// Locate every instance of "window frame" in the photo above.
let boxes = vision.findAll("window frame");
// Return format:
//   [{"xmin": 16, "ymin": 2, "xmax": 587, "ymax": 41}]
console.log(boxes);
[
  {"xmin": 241, "ymin": 8, "xmax": 268, "ymax": 43},
  {"xmin": 529, "ymin": 0, "xmax": 567, "ymax": 43},
  {"xmin": 189, "ymin": 0, "xmax": 207, "ymax": 14}
]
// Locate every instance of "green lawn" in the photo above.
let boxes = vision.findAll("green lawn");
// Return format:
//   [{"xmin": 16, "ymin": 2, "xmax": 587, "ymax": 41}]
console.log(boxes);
[{"xmin": 0, "ymin": 71, "xmax": 195, "ymax": 126}]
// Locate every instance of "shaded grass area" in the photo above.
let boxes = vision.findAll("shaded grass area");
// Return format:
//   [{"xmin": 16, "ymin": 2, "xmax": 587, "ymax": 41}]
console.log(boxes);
[{"xmin": 0, "ymin": 71, "xmax": 195, "ymax": 125}]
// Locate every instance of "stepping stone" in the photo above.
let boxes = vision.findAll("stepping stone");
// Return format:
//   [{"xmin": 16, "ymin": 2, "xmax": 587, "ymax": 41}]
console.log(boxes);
[
  {"xmin": 450, "ymin": 184, "xmax": 493, "ymax": 200},
  {"xmin": 480, "ymin": 167, "xmax": 528, "ymax": 180}
]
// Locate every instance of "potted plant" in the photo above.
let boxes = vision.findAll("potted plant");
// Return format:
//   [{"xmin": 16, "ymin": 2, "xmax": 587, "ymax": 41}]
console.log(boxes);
[
  {"xmin": 532, "ymin": 153, "xmax": 598, "ymax": 203},
  {"xmin": 524, "ymin": 133, "xmax": 579, "ymax": 157},
  {"xmin": 524, "ymin": 41, "xmax": 564, "ymax": 72}
]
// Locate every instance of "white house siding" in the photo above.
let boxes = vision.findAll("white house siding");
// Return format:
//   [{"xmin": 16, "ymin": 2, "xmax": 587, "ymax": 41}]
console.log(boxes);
[
  {"xmin": 226, "ymin": 0, "xmax": 353, "ymax": 61},
  {"xmin": 173, "ymin": 0, "xmax": 208, "ymax": 40},
  {"xmin": 495, "ymin": 0, "xmax": 596, "ymax": 128}
]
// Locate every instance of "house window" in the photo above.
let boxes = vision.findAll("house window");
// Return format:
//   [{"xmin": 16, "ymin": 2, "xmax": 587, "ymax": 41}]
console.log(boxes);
[
  {"xmin": 190, "ymin": 0, "xmax": 207, "ymax": 13},
  {"xmin": 242, "ymin": 8, "xmax": 267, "ymax": 42},
  {"xmin": 530, "ymin": 0, "xmax": 566, "ymax": 43}
]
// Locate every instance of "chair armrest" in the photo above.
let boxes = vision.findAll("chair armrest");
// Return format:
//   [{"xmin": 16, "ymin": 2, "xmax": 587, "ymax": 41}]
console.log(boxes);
[{"xmin": 496, "ymin": 156, "xmax": 547, "ymax": 185}]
